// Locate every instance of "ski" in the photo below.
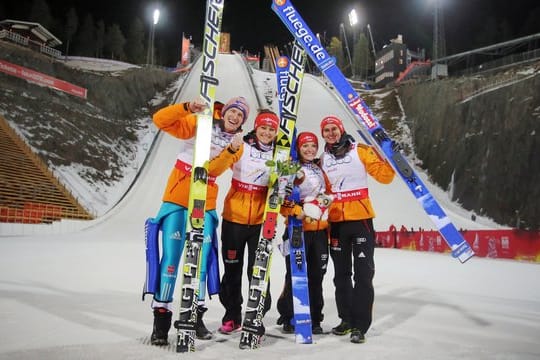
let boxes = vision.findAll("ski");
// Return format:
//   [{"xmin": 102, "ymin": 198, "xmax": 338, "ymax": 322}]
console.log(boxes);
[
  {"xmin": 272, "ymin": 0, "xmax": 474, "ymax": 263},
  {"xmin": 276, "ymin": 49, "xmax": 312, "ymax": 344},
  {"xmin": 239, "ymin": 42, "xmax": 307, "ymax": 350},
  {"xmin": 173, "ymin": 0, "xmax": 224, "ymax": 353}
]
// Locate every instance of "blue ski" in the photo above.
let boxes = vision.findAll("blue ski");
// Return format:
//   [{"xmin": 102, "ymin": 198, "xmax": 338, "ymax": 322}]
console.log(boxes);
[
  {"xmin": 272, "ymin": 0, "xmax": 474, "ymax": 263},
  {"xmin": 276, "ymin": 48, "xmax": 312, "ymax": 344}
]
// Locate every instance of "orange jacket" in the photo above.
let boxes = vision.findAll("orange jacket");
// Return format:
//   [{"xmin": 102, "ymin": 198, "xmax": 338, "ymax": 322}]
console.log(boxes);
[
  {"xmin": 153, "ymin": 103, "xmax": 234, "ymax": 210},
  {"xmin": 323, "ymin": 144, "xmax": 395, "ymax": 222},
  {"xmin": 212, "ymin": 143, "xmax": 270, "ymax": 225}
]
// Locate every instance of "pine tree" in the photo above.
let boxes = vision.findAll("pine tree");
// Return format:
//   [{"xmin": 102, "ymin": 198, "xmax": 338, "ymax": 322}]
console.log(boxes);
[
  {"xmin": 64, "ymin": 8, "xmax": 78, "ymax": 56},
  {"xmin": 105, "ymin": 24, "xmax": 126, "ymax": 60},
  {"xmin": 327, "ymin": 36, "xmax": 346, "ymax": 74},
  {"xmin": 75, "ymin": 14, "xmax": 95, "ymax": 56},
  {"xmin": 29, "ymin": 0, "xmax": 54, "ymax": 30},
  {"xmin": 124, "ymin": 18, "xmax": 146, "ymax": 64},
  {"xmin": 353, "ymin": 33, "xmax": 372, "ymax": 81},
  {"xmin": 95, "ymin": 20, "xmax": 106, "ymax": 58}
]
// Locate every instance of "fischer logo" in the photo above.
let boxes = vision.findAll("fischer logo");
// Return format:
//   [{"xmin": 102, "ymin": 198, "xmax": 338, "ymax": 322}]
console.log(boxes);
[
  {"xmin": 350, "ymin": 98, "xmax": 377, "ymax": 130},
  {"xmin": 279, "ymin": 43, "xmax": 303, "ymax": 141},
  {"xmin": 200, "ymin": 0, "xmax": 223, "ymax": 104}
]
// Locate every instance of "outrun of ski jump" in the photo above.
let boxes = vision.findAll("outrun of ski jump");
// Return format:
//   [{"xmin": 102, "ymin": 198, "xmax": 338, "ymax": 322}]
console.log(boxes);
[{"xmin": 1, "ymin": 0, "xmax": 539, "ymax": 359}]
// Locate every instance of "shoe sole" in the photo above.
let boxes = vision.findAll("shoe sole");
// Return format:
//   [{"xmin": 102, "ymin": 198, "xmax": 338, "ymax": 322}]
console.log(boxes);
[
  {"xmin": 331, "ymin": 329, "xmax": 352, "ymax": 336},
  {"xmin": 351, "ymin": 338, "xmax": 366, "ymax": 344},
  {"xmin": 218, "ymin": 328, "xmax": 241, "ymax": 335}
]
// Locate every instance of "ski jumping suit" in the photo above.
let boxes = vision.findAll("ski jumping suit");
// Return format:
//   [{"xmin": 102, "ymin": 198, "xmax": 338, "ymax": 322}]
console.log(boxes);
[
  {"xmin": 320, "ymin": 141, "xmax": 395, "ymax": 335},
  {"xmin": 146, "ymin": 102, "xmax": 239, "ymax": 307}
]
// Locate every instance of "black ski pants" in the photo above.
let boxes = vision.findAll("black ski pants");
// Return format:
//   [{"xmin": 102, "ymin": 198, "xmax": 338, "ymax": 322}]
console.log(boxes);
[
  {"xmin": 219, "ymin": 219, "xmax": 271, "ymax": 324},
  {"xmin": 329, "ymin": 219, "xmax": 375, "ymax": 334},
  {"xmin": 277, "ymin": 228, "xmax": 329, "ymax": 325}
]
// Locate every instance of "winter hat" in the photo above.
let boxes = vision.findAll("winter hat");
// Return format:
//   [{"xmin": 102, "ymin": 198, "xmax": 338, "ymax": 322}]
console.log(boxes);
[
  {"xmin": 296, "ymin": 131, "xmax": 318, "ymax": 150},
  {"xmin": 254, "ymin": 111, "xmax": 279, "ymax": 131},
  {"xmin": 222, "ymin": 96, "xmax": 250, "ymax": 123},
  {"xmin": 320, "ymin": 115, "xmax": 345, "ymax": 136}
]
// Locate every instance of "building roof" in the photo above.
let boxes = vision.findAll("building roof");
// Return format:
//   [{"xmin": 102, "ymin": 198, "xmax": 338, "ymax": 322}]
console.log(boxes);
[{"xmin": 0, "ymin": 19, "xmax": 62, "ymax": 47}]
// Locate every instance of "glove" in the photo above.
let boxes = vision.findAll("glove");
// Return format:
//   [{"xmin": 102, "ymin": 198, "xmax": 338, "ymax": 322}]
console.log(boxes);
[
  {"xmin": 277, "ymin": 174, "xmax": 295, "ymax": 200},
  {"xmin": 189, "ymin": 96, "xmax": 207, "ymax": 113}
]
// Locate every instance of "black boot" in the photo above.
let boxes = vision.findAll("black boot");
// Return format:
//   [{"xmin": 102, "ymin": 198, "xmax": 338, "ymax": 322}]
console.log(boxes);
[
  {"xmin": 196, "ymin": 306, "xmax": 212, "ymax": 340},
  {"xmin": 151, "ymin": 308, "xmax": 172, "ymax": 346}
]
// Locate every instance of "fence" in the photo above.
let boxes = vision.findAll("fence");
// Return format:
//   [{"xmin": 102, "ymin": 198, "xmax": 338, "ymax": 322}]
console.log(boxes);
[{"xmin": 376, "ymin": 226, "xmax": 540, "ymax": 263}]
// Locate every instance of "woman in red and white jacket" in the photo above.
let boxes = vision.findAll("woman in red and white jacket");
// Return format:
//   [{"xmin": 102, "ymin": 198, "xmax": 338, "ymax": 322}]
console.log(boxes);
[
  {"xmin": 319, "ymin": 115, "xmax": 395, "ymax": 344},
  {"xmin": 277, "ymin": 131, "xmax": 330, "ymax": 335},
  {"xmin": 208, "ymin": 110, "xmax": 280, "ymax": 334}
]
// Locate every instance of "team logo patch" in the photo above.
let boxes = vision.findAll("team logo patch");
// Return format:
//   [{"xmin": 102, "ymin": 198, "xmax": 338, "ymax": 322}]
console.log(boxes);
[
  {"xmin": 277, "ymin": 56, "xmax": 289, "ymax": 68},
  {"xmin": 167, "ymin": 265, "xmax": 175, "ymax": 274},
  {"xmin": 330, "ymin": 238, "xmax": 339, "ymax": 248},
  {"xmin": 227, "ymin": 249, "xmax": 237, "ymax": 260}
]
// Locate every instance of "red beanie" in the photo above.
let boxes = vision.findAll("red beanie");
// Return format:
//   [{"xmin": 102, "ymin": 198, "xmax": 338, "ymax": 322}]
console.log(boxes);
[
  {"xmin": 320, "ymin": 115, "xmax": 345, "ymax": 136},
  {"xmin": 254, "ymin": 111, "xmax": 279, "ymax": 130},
  {"xmin": 296, "ymin": 131, "xmax": 318, "ymax": 150}
]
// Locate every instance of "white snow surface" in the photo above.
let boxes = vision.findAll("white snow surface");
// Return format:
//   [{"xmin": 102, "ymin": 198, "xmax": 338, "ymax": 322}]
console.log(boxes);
[{"xmin": 1, "ymin": 54, "xmax": 539, "ymax": 359}]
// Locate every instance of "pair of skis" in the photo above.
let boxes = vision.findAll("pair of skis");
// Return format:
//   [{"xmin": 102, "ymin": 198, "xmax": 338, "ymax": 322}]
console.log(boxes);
[
  {"xmin": 271, "ymin": 0, "xmax": 474, "ymax": 263},
  {"xmin": 276, "ymin": 52, "xmax": 313, "ymax": 344},
  {"xmin": 173, "ymin": 0, "xmax": 223, "ymax": 353},
  {"xmin": 238, "ymin": 42, "xmax": 308, "ymax": 349}
]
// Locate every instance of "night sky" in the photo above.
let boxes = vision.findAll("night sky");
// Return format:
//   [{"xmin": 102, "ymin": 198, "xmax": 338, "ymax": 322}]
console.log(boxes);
[{"xmin": 3, "ymin": 0, "xmax": 540, "ymax": 61}]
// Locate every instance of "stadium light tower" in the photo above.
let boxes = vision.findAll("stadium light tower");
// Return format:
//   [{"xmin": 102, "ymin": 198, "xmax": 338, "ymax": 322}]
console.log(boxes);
[
  {"xmin": 147, "ymin": 8, "xmax": 161, "ymax": 65},
  {"xmin": 432, "ymin": 0, "xmax": 446, "ymax": 61},
  {"xmin": 348, "ymin": 8, "xmax": 358, "ymax": 78},
  {"xmin": 349, "ymin": 8, "xmax": 358, "ymax": 43}
]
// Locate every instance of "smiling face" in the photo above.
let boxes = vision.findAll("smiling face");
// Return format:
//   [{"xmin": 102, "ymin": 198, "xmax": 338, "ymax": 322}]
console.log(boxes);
[
  {"xmin": 322, "ymin": 124, "xmax": 342, "ymax": 145},
  {"xmin": 222, "ymin": 107, "xmax": 245, "ymax": 133},
  {"xmin": 299, "ymin": 141, "xmax": 318, "ymax": 162},
  {"xmin": 255, "ymin": 125, "xmax": 277, "ymax": 145}
]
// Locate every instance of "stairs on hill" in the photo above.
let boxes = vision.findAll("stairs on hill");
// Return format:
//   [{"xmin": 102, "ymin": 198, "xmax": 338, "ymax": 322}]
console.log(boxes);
[{"xmin": 0, "ymin": 116, "xmax": 93, "ymax": 224}]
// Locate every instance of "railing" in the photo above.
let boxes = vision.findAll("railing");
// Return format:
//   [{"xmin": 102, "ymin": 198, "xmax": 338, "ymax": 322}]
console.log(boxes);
[
  {"xmin": 0, "ymin": 29, "xmax": 61, "ymax": 58},
  {"xmin": 454, "ymin": 48, "xmax": 540, "ymax": 77}
]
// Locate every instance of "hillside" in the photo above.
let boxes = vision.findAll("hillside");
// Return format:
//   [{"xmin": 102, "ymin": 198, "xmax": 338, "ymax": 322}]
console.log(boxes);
[
  {"xmin": 1, "ymin": 40, "xmax": 539, "ymax": 229},
  {"xmin": 397, "ymin": 62, "xmax": 540, "ymax": 230},
  {"xmin": 0, "ymin": 41, "xmax": 179, "ymax": 214}
]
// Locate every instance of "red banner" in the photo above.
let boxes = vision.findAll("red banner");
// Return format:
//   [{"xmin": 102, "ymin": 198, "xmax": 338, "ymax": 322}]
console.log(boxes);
[
  {"xmin": 376, "ymin": 226, "xmax": 540, "ymax": 262},
  {"xmin": 0, "ymin": 59, "xmax": 87, "ymax": 98},
  {"xmin": 181, "ymin": 35, "xmax": 191, "ymax": 66}
]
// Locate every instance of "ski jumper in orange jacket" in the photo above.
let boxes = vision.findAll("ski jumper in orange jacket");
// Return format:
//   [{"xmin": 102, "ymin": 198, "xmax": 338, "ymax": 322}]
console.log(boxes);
[
  {"xmin": 319, "ymin": 115, "xmax": 395, "ymax": 342},
  {"xmin": 144, "ymin": 97, "xmax": 249, "ymax": 316}
]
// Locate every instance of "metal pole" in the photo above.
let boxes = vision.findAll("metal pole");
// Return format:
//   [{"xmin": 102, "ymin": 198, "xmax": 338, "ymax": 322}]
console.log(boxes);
[
  {"xmin": 340, "ymin": 23, "xmax": 354, "ymax": 77},
  {"xmin": 150, "ymin": 24, "xmax": 155, "ymax": 65}
]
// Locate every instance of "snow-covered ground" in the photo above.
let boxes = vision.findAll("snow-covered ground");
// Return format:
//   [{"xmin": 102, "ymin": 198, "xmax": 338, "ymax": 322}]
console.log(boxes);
[{"xmin": 0, "ymin": 54, "xmax": 538, "ymax": 359}]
